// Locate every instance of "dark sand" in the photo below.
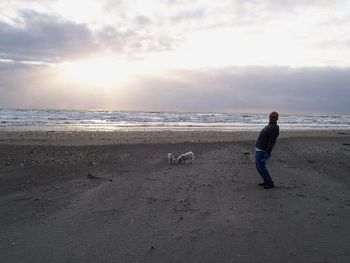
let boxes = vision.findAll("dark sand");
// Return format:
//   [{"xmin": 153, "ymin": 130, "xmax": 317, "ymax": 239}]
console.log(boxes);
[{"xmin": 0, "ymin": 130, "xmax": 350, "ymax": 263}]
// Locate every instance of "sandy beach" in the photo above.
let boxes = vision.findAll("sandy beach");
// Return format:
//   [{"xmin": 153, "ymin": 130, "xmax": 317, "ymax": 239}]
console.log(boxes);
[{"xmin": 0, "ymin": 130, "xmax": 349, "ymax": 263}]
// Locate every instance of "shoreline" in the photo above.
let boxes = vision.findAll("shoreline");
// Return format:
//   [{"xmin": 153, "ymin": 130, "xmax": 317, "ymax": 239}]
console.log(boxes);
[{"xmin": 0, "ymin": 129, "xmax": 349, "ymax": 146}]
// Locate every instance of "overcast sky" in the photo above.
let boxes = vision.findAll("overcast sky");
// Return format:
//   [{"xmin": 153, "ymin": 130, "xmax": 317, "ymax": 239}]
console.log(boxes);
[{"xmin": 0, "ymin": 0, "xmax": 350, "ymax": 114}]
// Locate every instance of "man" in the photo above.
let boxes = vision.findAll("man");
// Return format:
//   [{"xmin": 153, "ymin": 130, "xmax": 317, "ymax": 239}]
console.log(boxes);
[{"xmin": 255, "ymin": 111, "xmax": 279, "ymax": 189}]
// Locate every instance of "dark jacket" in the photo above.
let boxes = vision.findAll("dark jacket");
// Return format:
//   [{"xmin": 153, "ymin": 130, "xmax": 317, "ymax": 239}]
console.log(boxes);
[{"xmin": 255, "ymin": 121, "xmax": 279, "ymax": 154}]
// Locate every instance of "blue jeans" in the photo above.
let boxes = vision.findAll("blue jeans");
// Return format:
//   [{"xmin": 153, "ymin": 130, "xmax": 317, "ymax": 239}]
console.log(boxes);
[{"xmin": 255, "ymin": 150, "xmax": 273, "ymax": 184}]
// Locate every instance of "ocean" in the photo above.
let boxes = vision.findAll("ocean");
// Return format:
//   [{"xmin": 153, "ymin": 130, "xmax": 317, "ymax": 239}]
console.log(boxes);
[{"xmin": 0, "ymin": 109, "xmax": 350, "ymax": 131}]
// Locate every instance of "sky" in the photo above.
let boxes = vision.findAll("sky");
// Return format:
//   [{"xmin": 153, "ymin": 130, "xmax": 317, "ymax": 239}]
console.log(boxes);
[{"xmin": 0, "ymin": 0, "xmax": 350, "ymax": 114}]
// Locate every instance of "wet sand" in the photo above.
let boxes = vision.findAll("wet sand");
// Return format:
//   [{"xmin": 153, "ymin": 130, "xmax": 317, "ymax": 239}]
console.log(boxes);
[{"xmin": 0, "ymin": 130, "xmax": 350, "ymax": 263}]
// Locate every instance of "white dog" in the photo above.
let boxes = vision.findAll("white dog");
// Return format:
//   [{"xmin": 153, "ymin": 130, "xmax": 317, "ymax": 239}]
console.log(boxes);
[
  {"xmin": 168, "ymin": 151, "xmax": 195, "ymax": 165},
  {"xmin": 176, "ymin": 151, "xmax": 195, "ymax": 164}
]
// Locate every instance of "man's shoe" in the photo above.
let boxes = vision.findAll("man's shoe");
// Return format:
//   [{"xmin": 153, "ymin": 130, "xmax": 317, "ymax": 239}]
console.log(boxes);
[
  {"xmin": 258, "ymin": 182, "xmax": 267, "ymax": 186},
  {"xmin": 264, "ymin": 183, "xmax": 275, "ymax": 189}
]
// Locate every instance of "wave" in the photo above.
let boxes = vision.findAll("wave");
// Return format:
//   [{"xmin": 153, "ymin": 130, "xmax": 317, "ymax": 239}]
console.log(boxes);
[{"xmin": 1, "ymin": 109, "xmax": 350, "ymax": 131}]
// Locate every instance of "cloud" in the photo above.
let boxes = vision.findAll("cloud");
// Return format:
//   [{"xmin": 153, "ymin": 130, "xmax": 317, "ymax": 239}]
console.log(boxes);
[
  {"xmin": 0, "ymin": 10, "xmax": 97, "ymax": 62},
  {"xmin": 1, "ymin": 0, "xmax": 350, "ymax": 66},
  {"xmin": 96, "ymin": 26, "xmax": 179, "ymax": 55},
  {"xmin": 0, "ymin": 7, "xmax": 181, "ymax": 64},
  {"xmin": 1, "ymin": 62, "xmax": 349, "ymax": 114},
  {"xmin": 115, "ymin": 66, "xmax": 350, "ymax": 114},
  {"xmin": 0, "ymin": 64, "xmax": 115, "ymax": 109}
]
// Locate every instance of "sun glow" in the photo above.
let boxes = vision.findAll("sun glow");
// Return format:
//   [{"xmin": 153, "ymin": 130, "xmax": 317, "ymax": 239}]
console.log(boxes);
[{"xmin": 60, "ymin": 58, "xmax": 140, "ymax": 86}]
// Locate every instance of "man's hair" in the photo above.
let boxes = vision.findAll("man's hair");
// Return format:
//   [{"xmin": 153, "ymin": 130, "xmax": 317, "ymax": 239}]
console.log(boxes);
[{"xmin": 269, "ymin": 111, "xmax": 279, "ymax": 120}]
